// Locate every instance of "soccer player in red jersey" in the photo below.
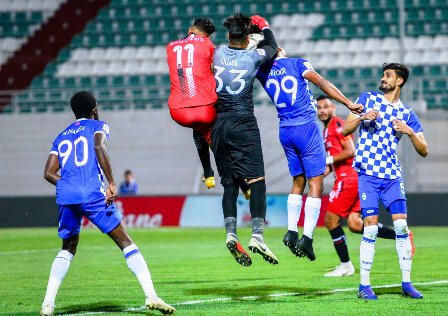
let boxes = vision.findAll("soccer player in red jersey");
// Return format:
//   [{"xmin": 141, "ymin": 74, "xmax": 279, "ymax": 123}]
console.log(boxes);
[
  {"xmin": 166, "ymin": 18, "xmax": 217, "ymax": 189},
  {"xmin": 317, "ymin": 95, "xmax": 397, "ymax": 277}
]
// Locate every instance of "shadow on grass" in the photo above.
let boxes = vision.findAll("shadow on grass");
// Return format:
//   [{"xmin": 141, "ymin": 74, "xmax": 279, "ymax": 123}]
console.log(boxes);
[{"xmin": 55, "ymin": 301, "xmax": 157, "ymax": 315}]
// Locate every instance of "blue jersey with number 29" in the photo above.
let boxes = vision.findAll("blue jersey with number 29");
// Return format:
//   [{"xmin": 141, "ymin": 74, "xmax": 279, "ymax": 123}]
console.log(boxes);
[
  {"xmin": 50, "ymin": 118, "xmax": 109, "ymax": 205},
  {"xmin": 257, "ymin": 57, "xmax": 317, "ymax": 127}
]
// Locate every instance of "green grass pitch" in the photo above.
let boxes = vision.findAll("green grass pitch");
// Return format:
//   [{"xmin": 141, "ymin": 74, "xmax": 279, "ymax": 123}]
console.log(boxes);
[{"xmin": 0, "ymin": 227, "xmax": 447, "ymax": 315}]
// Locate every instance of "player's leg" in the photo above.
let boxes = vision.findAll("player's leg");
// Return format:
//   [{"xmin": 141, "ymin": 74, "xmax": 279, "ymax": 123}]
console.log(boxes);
[
  {"xmin": 290, "ymin": 121, "xmax": 325, "ymax": 261},
  {"xmin": 283, "ymin": 174, "xmax": 305, "ymax": 256},
  {"xmin": 383, "ymin": 179, "xmax": 422, "ymax": 299},
  {"xmin": 85, "ymin": 198, "xmax": 175, "ymax": 313},
  {"xmin": 357, "ymin": 173, "xmax": 381, "ymax": 300},
  {"xmin": 222, "ymin": 183, "xmax": 252, "ymax": 266},
  {"xmin": 246, "ymin": 177, "xmax": 279, "ymax": 264},
  {"xmin": 278, "ymin": 126, "xmax": 305, "ymax": 256},
  {"xmin": 193, "ymin": 129, "xmax": 215, "ymax": 189},
  {"xmin": 41, "ymin": 205, "xmax": 81, "ymax": 316},
  {"xmin": 296, "ymin": 174, "xmax": 323, "ymax": 261},
  {"xmin": 230, "ymin": 118, "xmax": 278, "ymax": 264},
  {"xmin": 324, "ymin": 212, "xmax": 355, "ymax": 277}
]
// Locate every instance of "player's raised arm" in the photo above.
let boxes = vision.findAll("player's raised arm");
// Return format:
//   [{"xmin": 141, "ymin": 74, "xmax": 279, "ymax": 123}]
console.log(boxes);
[
  {"xmin": 304, "ymin": 71, "xmax": 363, "ymax": 114},
  {"xmin": 251, "ymin": 15, "xmax": 278, "ymax": 61},
  {"xmin": 94, "ymin": 132, "xmax": 116, "ymax": 203},
  {"xmin": 43, "ymin": 153, "xmax": 60, "ymax": 186}
]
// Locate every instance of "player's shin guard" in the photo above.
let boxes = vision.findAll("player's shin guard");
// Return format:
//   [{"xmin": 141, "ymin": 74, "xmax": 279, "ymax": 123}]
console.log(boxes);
[
  {"xmin": 123, "ymin": 244, "xmax": 157, "ymax": 299},
  {"xmin": 360, "ymin": 225, "xmax": 378, "ymax": 286},
  {"xmin": 43, "ymin": 250, "xmax": 73, "ymax": 305},
  {"xmin": 193, "ymin": 130, "xmax": 213, "ymax": 178},
  {"xmin": 303, "ymin": 197, "xmax": 321, "ymax": 238},
  {"xmin": 394, "ymin": 219, "xmax": 412, "ymax": 282},
  {"xmin": 329, "ymin": 225, "xmax": 350, "ymax": 263},
  {"xmin": 248, "ymin": 179, "xmax": 266, "ymax": 219},
  {"xmin": 287, "ymin": 194, "xmax": 302, "ymax": 232}
]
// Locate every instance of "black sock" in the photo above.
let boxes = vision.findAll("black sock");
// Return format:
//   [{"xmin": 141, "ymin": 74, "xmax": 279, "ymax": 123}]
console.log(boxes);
[
  {"xmin": 377, "ymin": 222, "xmax": 396, "ymax": 239},
  {"xmin": 222, "ymin": 185, "xmax": 238, "ymax": 218},
  {"xmin": 329, "ymin": 225, "xmax": 350, "ymax": 263},
  {"xmin": 248, "ymin": 179, "xmax": 266, "ymax": 219},
  {"xmin": 193, "ymin": 130, "xmax": 213, "ymax": 178}
]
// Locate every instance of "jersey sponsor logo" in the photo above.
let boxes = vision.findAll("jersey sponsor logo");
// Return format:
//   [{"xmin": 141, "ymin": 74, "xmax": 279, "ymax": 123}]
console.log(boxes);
[
  {"xmin": 269, "ymin": 67, "xmax": 286, "ymax": 77},
  {"xmin": 362, "ymin": 192, "xmax": 366, "ymax": 200},
  {"xmin": 220, "ymin": 58, "xmax": 238, "ymax": 66},
  {"xmin": 256, "ymin": 48, "xmax": 266, "ymax": 56}
]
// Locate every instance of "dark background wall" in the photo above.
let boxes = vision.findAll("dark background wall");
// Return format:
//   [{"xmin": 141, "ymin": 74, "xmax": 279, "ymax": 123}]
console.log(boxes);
[{"xmin": 0, "ymin": 194, "xmax": 447, "ymax": 228}]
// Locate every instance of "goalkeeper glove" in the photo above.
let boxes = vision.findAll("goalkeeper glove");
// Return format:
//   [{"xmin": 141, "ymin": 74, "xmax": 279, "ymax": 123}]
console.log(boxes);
[{"xmin": 251, "ymin": 15, "xmax": 270, "ymax": 30}]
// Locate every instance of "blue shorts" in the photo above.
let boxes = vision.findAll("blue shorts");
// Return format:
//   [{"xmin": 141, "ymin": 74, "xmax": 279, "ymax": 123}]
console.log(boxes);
[
  {"xmin": 279, "ymin": 120, "xmax": 326, "ymax": 178},
  {"xmin": 58, "ymin": 197, "xmax": 122, "ymax": 239},
  {"xmin": 358, "ymin": 173, "xmax": 407, "ymax": 212}
]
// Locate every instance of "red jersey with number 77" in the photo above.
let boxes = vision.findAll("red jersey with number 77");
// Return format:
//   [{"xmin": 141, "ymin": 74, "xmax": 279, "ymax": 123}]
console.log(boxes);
[
  {"xmin": 323, "ymin": 115, "xmax": 358, "ymax": 180},
  {"xmin": 166, "ymin": 34, "xmax": 217, "ymax": 110}
]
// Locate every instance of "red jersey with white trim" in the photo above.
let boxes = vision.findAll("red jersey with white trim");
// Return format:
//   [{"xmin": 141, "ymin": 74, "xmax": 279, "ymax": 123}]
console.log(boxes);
[
  {"xmin": 166, "ymin": 34, "xmax": 217, "ymax": 109},
  {"xmin": 323, "ymin": 115, "xmax": 357, "ymax": 179}
]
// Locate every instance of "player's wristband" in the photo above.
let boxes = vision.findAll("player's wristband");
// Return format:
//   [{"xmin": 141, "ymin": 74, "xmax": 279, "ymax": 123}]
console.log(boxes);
[{"xmin": 326, "ymin": 156, "xmax": 334, "ymax": 165}]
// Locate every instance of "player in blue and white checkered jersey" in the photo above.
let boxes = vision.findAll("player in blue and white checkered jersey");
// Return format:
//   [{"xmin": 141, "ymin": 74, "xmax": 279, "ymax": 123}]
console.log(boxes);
[{"xmin": 343, "ymin": 63, "xmax": 428, "ymax": 301}]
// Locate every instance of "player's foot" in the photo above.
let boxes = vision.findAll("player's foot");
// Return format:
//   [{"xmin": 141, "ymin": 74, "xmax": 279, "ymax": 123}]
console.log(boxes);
[
  {"xmin": 357, "ymin": 285, "xmax": 378, "ymax": 300},
  {"xmin": 409, "ymin": 230, "xmax": 415, "ymax": 257},
  {"xmin": 40, "ymin": 302, "xmax": 54, "ymax": 316},
  {"xmin": 324, "ymin": 262, "xmax": 355, "ymax": 277},
  {"xmin": 402, "ymin": 282, "xmax": 423, "ymax": 299},
  {"xmin": 242, "ymin": 188, "xmax": 251, "ymax": 200},
  {"xmin": 283, "ymin": 230, "xmax": 301, "ymax": 256},
  {"xmin": 201, "ymin": 176, "xmax": 215, "ymax": 189},
  {"xmin": 145, "ymin": 296, "xmax": 176, "ymax": 314},
  {"xmin": 297, "ymin": 235, "xmax": 316, "ymax": 261},
  {"xmin": 226, "ymin": 235, "xmax": 252, "ymax": 266},
  {"xmin": 248, "ymin": 236, "xmax": 279, "ymax": 264}
]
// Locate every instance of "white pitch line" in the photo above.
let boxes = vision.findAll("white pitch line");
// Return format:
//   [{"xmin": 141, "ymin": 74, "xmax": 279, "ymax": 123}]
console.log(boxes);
[{"xmin": 60, "ymin": 280, "xmax": 448, "ymax": 315}]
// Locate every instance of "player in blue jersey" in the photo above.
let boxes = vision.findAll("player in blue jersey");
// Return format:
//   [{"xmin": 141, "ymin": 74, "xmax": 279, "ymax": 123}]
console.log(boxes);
[
  {"xmin": 40, "ymin": 91, "xmax": 175, "ymax": 316},
  {"xmin": 256, "ymin": 48, "xmax": 363, "ymax": 261},
  {"xmin": 211, "ymin": 13, "xmax": 279, "ymax": 266},
  {"xmin": 343, "ymin": 63, "xmax": 428, "ymax": 300}
]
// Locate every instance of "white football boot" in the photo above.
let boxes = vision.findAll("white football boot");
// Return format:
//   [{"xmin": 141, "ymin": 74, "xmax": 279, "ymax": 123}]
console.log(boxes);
[
  {"xmin": 40, "ymin": 302, "xmax": 54, "ymax": 316},
  {"xmin": 145, "ymin": 296, "xmax": 176, "ymax": 314},
  {"xmin": 248, "ymin": 236, "xmax": 279, "ymax": 264},
  {"xmin": 324, "ymin": 262, "xmax": 355, "ymax": 277}
]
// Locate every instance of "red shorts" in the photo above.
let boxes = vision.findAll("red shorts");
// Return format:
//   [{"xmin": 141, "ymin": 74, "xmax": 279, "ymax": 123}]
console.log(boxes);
[
  {"xmin": 327, "ymin": 176, "xmax": 360, "ymax": 218},
  {"xmin": 169, "ymin": 102, "xmax": 216, "ymax": 141}
]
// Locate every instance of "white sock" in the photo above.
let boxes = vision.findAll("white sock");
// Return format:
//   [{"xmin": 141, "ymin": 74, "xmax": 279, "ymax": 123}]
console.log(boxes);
[
  {"xmin": 43, "ymin": 250, "xmax": 73, "ymax": 305},
  {"xmin": 302, "ymin": 197, "xmax": 321, "ymax": 238},
  {"xmin": 123, "ymin": 244, "xmax": 157, "ymax": 299},
  {"xmin": 287, "ymin": 194, "xmax": 302, "ymax": 232},
  {"xmin": 360, "ymin": 225, "xmax": 378, "ymax": 286},
  {"xmin": 394, "ymin": 219, "xmax": 412, "ymax": 282}
]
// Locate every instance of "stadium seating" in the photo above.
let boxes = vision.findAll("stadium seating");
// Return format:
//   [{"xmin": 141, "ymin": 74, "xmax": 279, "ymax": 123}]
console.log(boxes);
[{"xmin": 1, "ymin": 0, "xmax": 448, "ymax": 113}]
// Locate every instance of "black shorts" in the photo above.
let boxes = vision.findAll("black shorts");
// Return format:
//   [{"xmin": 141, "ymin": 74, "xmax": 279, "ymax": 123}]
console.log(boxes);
[{"xmin": 211, "ymin": 113, "xmax": 265, "ymax": 186}]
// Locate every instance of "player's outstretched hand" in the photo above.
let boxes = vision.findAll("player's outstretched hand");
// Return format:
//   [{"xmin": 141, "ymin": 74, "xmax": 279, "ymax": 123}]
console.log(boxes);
[
  {"xmin": 251, "ymin": 15, "xmax": 270, "ymax": 30},
  {"xmin": 348, "ymin": 103, "xmax": 364, "ymax": 115},
  {"xmin": 106, "ymin": 183, "xmax": 116, "ymax": 206},
  {"xmin": 360, "ymin": 110, "xmax": 380, "ymax": 121},
  {"xmin": 392, "ymin": 119, "xmax": 412, "ymax": 135}
]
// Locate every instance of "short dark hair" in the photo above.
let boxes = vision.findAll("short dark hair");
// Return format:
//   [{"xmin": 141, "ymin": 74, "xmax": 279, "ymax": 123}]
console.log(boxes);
[
  {"xmin": 382, "ymin": 63, "xmax": 409, "ymax": 87},
  {"xmin": 124, "ymin": 170, "xmax": 133, "ymax": 176},
  {"xmin": 223, "ymin": 13, "xmax": 251, "ymax": 44},
  {"xmin": 70, "ymin": 91, "xmax": 97, "ymax": 119},
  {"xmin": 316, "ymin": 95, "xmax": 332, "ymax": 102},
  {"xmin": 193, "ymin": 18, "xmax": 215, "ymax": 35}
]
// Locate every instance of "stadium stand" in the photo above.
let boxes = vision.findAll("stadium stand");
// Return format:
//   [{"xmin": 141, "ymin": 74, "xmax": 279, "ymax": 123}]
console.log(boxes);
[{"xmin": 0, "ymin": 0, "xmax": 447, "ymax": 113}]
